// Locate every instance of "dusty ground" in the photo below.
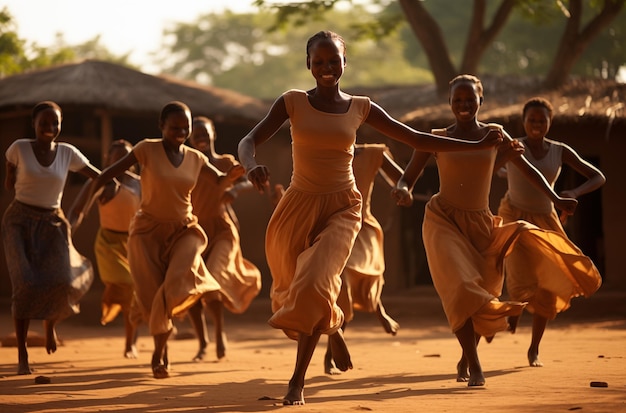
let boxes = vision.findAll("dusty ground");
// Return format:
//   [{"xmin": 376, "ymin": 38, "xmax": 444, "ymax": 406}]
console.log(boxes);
[{"xmin": 0, "ymin": 286, "xmax": 625, "ymax": 413}]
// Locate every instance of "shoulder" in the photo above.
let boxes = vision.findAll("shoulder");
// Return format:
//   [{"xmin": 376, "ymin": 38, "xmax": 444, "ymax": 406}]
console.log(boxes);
[
  {"xmin": 57, "ymin": 142, "xmax": 81, "ymax": 153},
  {"xmin": 281, "ymin": 89, "xmax": 306, "ymax": 105},
  {"xmin": 545, "ymin": 138, "xmax": 566, "ymax": 148},
  {"xmin": 431, "ymin": 128, "xmax": 448, "ymax": 137},
  {"xmin": 57, "ymin": 142, "xmax": 89, "ymax": 160},
  {"xmin": 7, "ymin": 138, "xmax": 32, "ymax": 151},
  {"xmin": 133, "ymin": 138, "xmax": 160, "ymax": 152},
  {"xmin": 184, "ymin": 145, "xmax": 209, "ymax": 163}
]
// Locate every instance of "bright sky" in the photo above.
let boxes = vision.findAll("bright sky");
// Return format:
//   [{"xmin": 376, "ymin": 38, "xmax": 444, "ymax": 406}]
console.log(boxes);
[{"xmin": 2, "ymin": 0, "xmax": 259, "ymax": 73}]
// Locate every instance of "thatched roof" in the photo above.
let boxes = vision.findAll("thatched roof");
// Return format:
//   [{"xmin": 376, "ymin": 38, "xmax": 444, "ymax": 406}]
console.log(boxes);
[
  {"xmin": 349, "ymin": 76, "xmax": 626, "ymax": 136},
  {"xmin": 0, "ymin": 60, "xmax": 269, "ymax": 123}
]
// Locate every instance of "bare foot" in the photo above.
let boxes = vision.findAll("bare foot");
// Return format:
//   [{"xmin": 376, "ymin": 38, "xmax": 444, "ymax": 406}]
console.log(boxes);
[
  {"xmin": 283, "ymin": 383, "xmax": 305, "ymax": 406},
  {"xmin": 468, "ymin": 368, "xmax": 486, "ymax": 387},
  {"xmin": 151, "ymin": 353, "xmax": 170, "ymax": 379},
  {"xmin": 324, "ymin": 352, "xmax": 341, "ymax": 375},
  {"xmin": 376, "ymin": 305, "xmax": 399, "ymax": 336},
  {"xmin": 152, "ymin": 364, "xmax": 170, "ymax": 379},
  {"xmin": 192, "ymin": 343, "xmax": 207, "ymax": 362},
  {"xmin": 44, "ymin": 322, "xmax": 57, "ymax": 354},
  {"xmin": 507, "ymin": 316, "xmax": 519, "ymax": 334},
  {"xmin": 456, "ymin": 359, "xmax": 469, "ymax": 382},
  {"xmin": 329, "ymin": 330, "xmax": 352, "ymax": 372},
  {"xmin": 528, "ymin": 349, "xmax": 544, "ymax": 367},
  {"xmin": 215, "ymin": 332, "xmax": 228, "ymax": 360},
  {"xmin": 378, "ymin": 313, "xmax": 400, "ymax": 336},
  {"xmin": 124, "ymin": 345, "xmax": 138, "ymax": 359}
]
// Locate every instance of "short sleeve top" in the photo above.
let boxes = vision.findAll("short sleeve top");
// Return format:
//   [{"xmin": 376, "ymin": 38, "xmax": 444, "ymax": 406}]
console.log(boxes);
[
  {"xmin": 6, "ymin": 139, "xmax": 89, "ymax": 209},
  {"xmin": 133, "ymin": 139, "xmax": 208, "ymax": 221}
]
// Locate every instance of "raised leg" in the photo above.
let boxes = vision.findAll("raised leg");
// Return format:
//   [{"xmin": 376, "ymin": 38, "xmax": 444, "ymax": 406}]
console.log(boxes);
[
  {"xmin": 43, "ymin": 319, "xmax": 58, "ymax": 354},
  {"xmin": 207, "ymin": 298, "xmax": 227, "ymax": 360},
  {"xmin": 528, "ymin": 314, "xmax": 547, "ymax": 367},
  {"xmin": 14, "ymin": 318, "xmax": 31, "ymax": 375},
  {"xmin": 324, "ymin": 323, "xmax": 347, "ymax": 375},
  {"xmin": 284, "ymin": 332, "xmax": 321, "ymax": 406},
  {"xmin": 376, "ymin": 302, "xmax": 399, "ymax": 336},
  {"xmin": 123, "ymin": 311, "xmax": 139, "ymax": 359},
  {"xmin": 507, "ymin": 315, "xmax": 520, "ymax": 334},
  {"xmin": 187, "ymin": 300, "xmax": 208, "ymax": 361}
]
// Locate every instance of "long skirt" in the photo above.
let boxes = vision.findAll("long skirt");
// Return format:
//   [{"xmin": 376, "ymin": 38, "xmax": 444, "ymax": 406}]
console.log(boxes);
[
  {"xmin": 498, "ymin": 194, "xmax": 602, "ymax": 319},
  {"xmin": 94, "ymin": 228, "xmax": 136, "ymax": 324},
  {"xmin": 266, "ymin": 186, "xmax": 362, "ymax": 340},
  {"xmin": 203, "ymin": 212, "xmax": 261, "ymax": 314},
  {"xmin": 424, "ymin": 194, "xmax": 600, "ymax": 337},
  {"xmin": 127, "ymin": 212, "xmax": 221, "ymax": 335},
  {"xmin": 336, "ymin": 218, "xmax": 385, "ymax": 323},
  {"xmin": 2, "ymin": 201, "xmax": 93, "ymax": 320}
]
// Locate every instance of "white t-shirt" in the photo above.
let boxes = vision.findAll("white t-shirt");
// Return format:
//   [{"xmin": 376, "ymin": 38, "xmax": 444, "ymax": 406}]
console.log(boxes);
[{"xmin": 6, "ymin": 139, "xmax": 89, "ymax": 209}]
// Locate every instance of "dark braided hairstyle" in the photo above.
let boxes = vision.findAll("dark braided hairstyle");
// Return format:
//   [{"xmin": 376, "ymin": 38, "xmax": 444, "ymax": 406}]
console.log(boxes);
[{"xmin": 306, "ymin": 31, "xmax": 346, "ymax": 61}]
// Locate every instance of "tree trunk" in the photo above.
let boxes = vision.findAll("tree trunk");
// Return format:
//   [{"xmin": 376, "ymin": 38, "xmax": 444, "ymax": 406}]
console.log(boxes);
[
  {"xmin": 544, "ymin": 0, "xmax": 625, "ymax": 89},
  {"xmin": 398, "ymin": 0, "xmax": 457, "ymax": 96},
  {"xmin": 460, "ymin": 0, "xmax": 516, "ymax": 74}
]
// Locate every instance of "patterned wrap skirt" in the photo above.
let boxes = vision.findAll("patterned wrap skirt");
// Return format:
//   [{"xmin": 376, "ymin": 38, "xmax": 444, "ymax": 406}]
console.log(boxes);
[{"xmin": 2, "ymin": 201, "xmax": 94, "ymax": 320}]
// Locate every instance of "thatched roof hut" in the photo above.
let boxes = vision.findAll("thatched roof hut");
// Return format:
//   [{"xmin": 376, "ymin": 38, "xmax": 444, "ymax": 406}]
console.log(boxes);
[
  {"xmin": 0, "ymin": 59, "xmax": 268, "ymax": 123},
  {"xmin": 0, "ymin": 61, "xmax": 274, "ymax": 297}
]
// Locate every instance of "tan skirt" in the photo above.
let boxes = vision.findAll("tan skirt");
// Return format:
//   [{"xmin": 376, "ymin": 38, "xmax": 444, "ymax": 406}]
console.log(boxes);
[
  {"xmin": 266, "ymin": 186, "xmax": 362, "ymax": 340},
  {"xmin": 128, "ymin": 212, "xmax": 221, "ymax": 335},
  {"xmin": 202, "ymin": 211, "xmax": 261, "ymax": 314},
  {"xmin": 336, "ymin": 218, "xmax": 385, "ymax": 323},
  {"xmin": 498, "ymin": 194, "xmax": 602, "ymax": 319}
]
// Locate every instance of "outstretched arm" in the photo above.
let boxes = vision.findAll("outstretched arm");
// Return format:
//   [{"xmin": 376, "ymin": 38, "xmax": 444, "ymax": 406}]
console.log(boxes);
[
  {"xmin": 67, "ymin": 163, "xmax": 101, "ymax": 229},
  {"xmin": 377, "ymin": 150, "xmax": 405, "ymax": 188},
  {"xmin": 559, "ymin": 144, "xmax": 606, "ymax": 199},
  {"xmin": 237, "ymin": 96, "xmax": 289, "ymax": 193},
  {"xmin": 364, "ymin": 103, "xmax": 502, "ymax": 152},
  {"xmin": 391, "ymin": 150, "xmax": 432, "ymax": 207}
]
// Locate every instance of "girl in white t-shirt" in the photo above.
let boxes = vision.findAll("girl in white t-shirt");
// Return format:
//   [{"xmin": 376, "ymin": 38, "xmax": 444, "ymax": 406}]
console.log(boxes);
[{"xmin": 2, "ymin": 101, "xmax": 100, "ymax": 375}]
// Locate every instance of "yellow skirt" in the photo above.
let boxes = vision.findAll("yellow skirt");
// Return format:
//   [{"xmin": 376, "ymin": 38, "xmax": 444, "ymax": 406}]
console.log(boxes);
[{"xmin": 498, "ymin": 194, "xmax": 602, "ymax": 319}]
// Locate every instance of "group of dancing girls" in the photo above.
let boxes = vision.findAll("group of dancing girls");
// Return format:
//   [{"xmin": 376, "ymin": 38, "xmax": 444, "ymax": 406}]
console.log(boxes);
[{"xmin": 3, "ymin": 30, "xmax": 604, "ymax": 405}]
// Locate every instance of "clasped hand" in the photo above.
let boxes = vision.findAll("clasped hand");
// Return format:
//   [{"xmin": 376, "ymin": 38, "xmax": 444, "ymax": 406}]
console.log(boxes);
[{"xmin": 246, "ymin": 165, "xmax": 270, "ymax": 193}]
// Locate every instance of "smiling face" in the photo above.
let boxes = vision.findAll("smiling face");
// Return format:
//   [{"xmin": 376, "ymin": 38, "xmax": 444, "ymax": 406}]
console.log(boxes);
[
  {"xmin": 33, "ymin": 107, "xmax": 62, "ymax": 145},
  {"xmin": 189, "ymin": 121, "xmax": 214, "ymax": 153},
  {"xmin": 449, "ymin": 81, "xmax": 482, "ymax": 123},
  {"xmin": 307, "ymin": 38, "xmax": 346, "ymax": 88},
  {"xmin": 160, "ymin": 109, "xmax": 191, "ymax": 148},
  {"xmin": 523, "ymin": 106, "xmax": 551, "ymax": 142}
]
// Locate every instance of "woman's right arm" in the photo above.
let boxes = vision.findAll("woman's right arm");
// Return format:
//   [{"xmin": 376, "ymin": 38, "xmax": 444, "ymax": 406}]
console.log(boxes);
[
  {"xmin": 391, "ymin": 150, "xmax": 432, "ymax": 207},
  {"xmin": 237, "ymin": 96, "xmax": 289, "ymax": 193}
]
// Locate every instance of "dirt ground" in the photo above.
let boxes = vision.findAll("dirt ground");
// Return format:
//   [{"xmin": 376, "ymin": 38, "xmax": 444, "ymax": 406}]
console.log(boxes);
[{"xmin": 0, "ymin": 286, "xmax": 625, "ymax": 413}]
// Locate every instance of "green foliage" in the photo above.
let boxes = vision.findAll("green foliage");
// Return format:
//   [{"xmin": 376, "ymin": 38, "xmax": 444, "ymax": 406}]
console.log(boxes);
[
  {"xmin": 0, "ymin": 6, "xmax": 134, "ymax": 78},
  {"xmin": 481, "ymin": 1, "xmax": 626, "ymax": 79},
  {"xmin": 159, "ymin": 6, "xmax": 432, "ymax": 99}
]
